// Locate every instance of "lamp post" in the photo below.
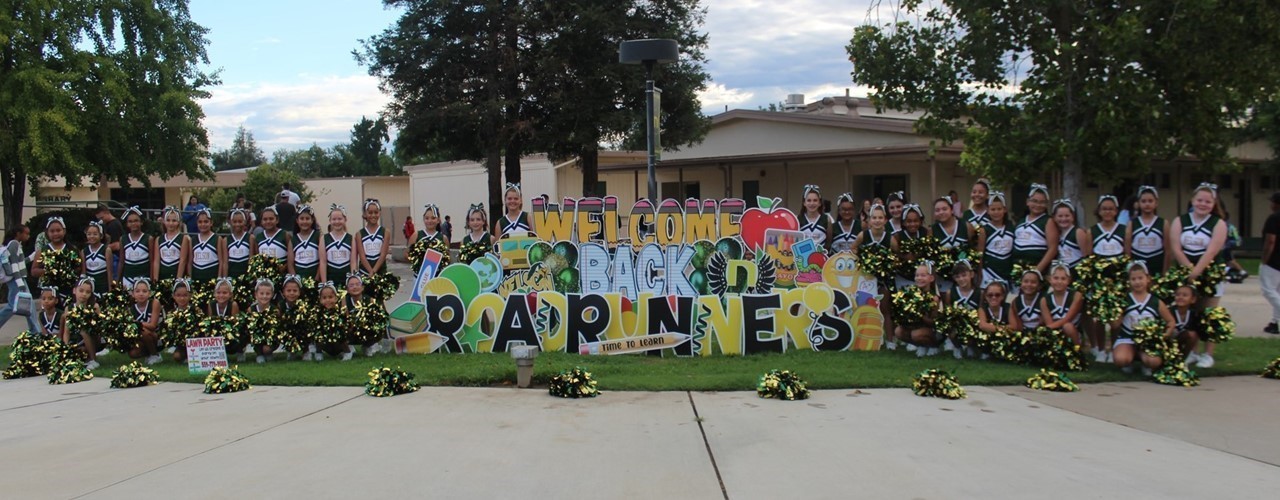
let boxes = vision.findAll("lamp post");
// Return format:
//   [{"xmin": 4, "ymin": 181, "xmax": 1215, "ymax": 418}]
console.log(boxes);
[{"xmin": 620, "ymin": 39, "xmax": 679, "ymax": 202}]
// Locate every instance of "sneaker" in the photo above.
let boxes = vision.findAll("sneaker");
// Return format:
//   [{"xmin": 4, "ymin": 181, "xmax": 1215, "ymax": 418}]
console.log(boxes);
[
  {"xmin": 979, "ymin": 353, "xmax": 990, "ymax": 360},
  {"xmin": 145, "ymin": 355, "xmax": 161, "ymax": 366},
  {"xmin": 1105, "ymin": 351, "xmax": 1114, "ymax": 363},
  {"xmin": 1141, "ymin": 366, "xmax": 1153, "ymax": 377},
  {"xmin": 308, "ymin": 344, "xmax": 318, "ymax": 354},
  {"xmin": 302, "ymin": 352, "xmax": 313, "ymax": 362},
  {"xmin": 1198, "ymin": 353, "xmax": 1215, "ymax": 369},
  {"xmin": 1094, "ymin": 349, "xmax": 1107, "ymax": 363},
  {"xmin": 1185, "ymin": 352, "xmax": 1200, "ymax": 367},
  {"xmin": 953, "ymin": 346, "xmax": 964, "ymax": 360},
  {"xmin": 928, "ymin": 347, "xmax": 941, "ymax": 357},
  {"xmin": 942, "ymin": 339, "xmax": 956, "ymax": 352},
  {"xmin": 905, "ymin": 343, "xmax": 918, "ymax": 353},
  {"xmin": 256, "ymin": 355, "xmax": 266, "ymax": 364},
  {"xmin": 965, "ymin": 346, "xmax": 977, "ymax": 358},
  {"xmin": 1265, "ymin": 322, "xmax": 1279, "ymax": 334},
  {"xmin": 1121, "ymin": 365, "xmax": 1135, "ymax": 374},
  {"xmin": 86, "ymin": 360, "xmax": 100, "ymax": 371},
  {"xmin": 340, "ymin": 351, "xmax": 353, "ymax": 361},
  {"xmin": 916, "ymin": 346, "xmax": 929, "ymax": 358},
  {"xmin": 366, "ymin": 343, "xmax": 383, "ymax": 357},
  {"xmin": 315, "ymin": 353, "xmax": 324, "ymax": 361},
  {"xmin": 273, "ymin": 346, "xmax": 285, "ymax": 355},
  {"xmin": 96, "ymin": 348, "xmax": 111, "ymax": 357},
  {"xmin": 166, "ymin": 346, "xmax": 177, "ymax": 354},
  {"xmin": 884, "ymin": 340, "xmax": 897, "ymax": 351}
]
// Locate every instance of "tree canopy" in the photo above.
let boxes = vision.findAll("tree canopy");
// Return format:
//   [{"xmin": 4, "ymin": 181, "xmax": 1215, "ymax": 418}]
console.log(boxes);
[
  {"xmin": 212, "ymin": 125, "xmax": 267, "ymax": 172},
  {"xmin": 847, "ymin": 0, "xmax": 1280, "ymax": 201},
  {"xmin": 0, "ymin": 0, "xmax": 217, "ymax": 228}
]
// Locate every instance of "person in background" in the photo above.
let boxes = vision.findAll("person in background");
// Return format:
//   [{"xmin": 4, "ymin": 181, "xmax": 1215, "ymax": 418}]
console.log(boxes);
[
  {"xmin": 403, "ymin": 216, "xmax": 415, "ymax": 244},
  {"xmin": 96, "ymin": 204, "xmax": 124, "ymax": 254},
  {"xmin": 1221, "ymin": 209, "xmax": 1248, "ymax": 283},
  {"xmin": 442, "ymin": 215, "xmax": 454, "ymax": 244},
  {"xmin": 274, "ymin": 192, "xmax": 297, "ymax": 233},
  {"xmin": 0, "ymin": 225, "xmax": 41, "ymax": 333},
  {"xmin": 244, "ymin": 201, "xmax": 260, "ymax": 238},
  {"xmin": 948, "ymin": 190, "xmax": 961, "ymax": 217},
  {"xmin": 281, "ymin": 183, "xmax": 301, "ymax": 207},
  {"xmin": 1261, "ymin": 192, "xmax": 1280, "ymax": 334},
  {"xmin": 1117, "ymin": 194, "xmax": 1137, "ymax": 227},
  {"xmin": 182, "ymin": 195, "xmax": 207, "ymax": 234}
]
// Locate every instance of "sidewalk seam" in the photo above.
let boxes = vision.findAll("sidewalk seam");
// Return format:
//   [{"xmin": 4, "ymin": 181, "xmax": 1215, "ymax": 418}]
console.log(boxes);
[
  {"xmin": 688, "ymin": 391, "xmax": 730, "ymax": 500},
  {"xmin": 70, "ymin": 392, "xmax": 364, "ymax": 499}
]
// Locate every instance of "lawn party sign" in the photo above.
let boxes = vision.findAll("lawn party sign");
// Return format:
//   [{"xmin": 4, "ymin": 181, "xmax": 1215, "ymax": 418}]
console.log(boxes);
[{"xmin": 393, "ymin": 196, "xmax": 886, "ymax": 356}]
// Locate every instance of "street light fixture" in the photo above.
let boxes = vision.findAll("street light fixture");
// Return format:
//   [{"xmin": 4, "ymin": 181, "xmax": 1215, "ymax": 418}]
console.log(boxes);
[{"xmin": 619, "ymin": 38, "xmax": 679, "ymax": 202}]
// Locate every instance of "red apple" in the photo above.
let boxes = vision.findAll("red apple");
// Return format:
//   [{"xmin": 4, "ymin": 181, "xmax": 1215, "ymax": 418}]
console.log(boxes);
[
  {"xmin": 807, "ymin": 252, "xmax": 827, "ymax": 269},
  {"xmin": 740, "ymin": 197, "xmax": 800, "ymax": 251}
]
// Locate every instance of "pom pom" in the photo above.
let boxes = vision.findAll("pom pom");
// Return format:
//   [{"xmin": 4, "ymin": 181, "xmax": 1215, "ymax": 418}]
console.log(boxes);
[
  {"xmin": 756, "ymin": 369, "xmax": 811, "ymax": 401},
  {"xmin": 896, "ymin": 236, "xmax": 941, "ymax": 277},
  {"xmin": 47, "ymin": 358, "xmax": 94, "ymax": 385},
  {"xmin": 347, "ymin": 300, "xmax": 389, "ymax": 345},
  {"xmin": 408, "ymin": 236, "xmax": 451, "ymax": 273},
  {"xmin": 458, "ymin": 238, "xmax": 490, "ymax": 265},
  {"xmin": 39, "ymin": 248, "xmax": 83, "ymax": 300},
  {"xmin": 1262, "ymin": 358, "xmax": 1280, "ymax": 379},
  {"xmin": 1155, "ymin": 264, "xmax": 1227, "ymax": 301},
  {"xmin": 1152, "ymin": 363, "xmax": 1200, "ymax": 387},
  {"xmin": 110, "ymin": 361, "xmax": 158, "ymax": 388},
  {"xmin": 245, "ymin": 309, "xmax": 284, "ymax": 347},
  {"xmin": 197, "ymin": 315, "xmax": 243, "ymax": 347},
  {"xmin": 365, "ymin": 365, "xmax": 420, "ymax": 397},
  {"xmin": 548, "ymin": 366, "xmax": 599, "ymax": 398},
  {"xmin": 912, "ymin": 368, "xmax": 966, "ymax": 399},
  {"xmin": 159, "ymin": 307, "xmax": 203, "ymax": 349},
  {"xmin": 2, "ymin": 332, "xmax": 78, "ymax": 379},
  {"xmin": 308, "ymin": 305, "xmax": 348, "ymax": 346},
  {"xmin": 203, "ymin": 365, "xmax": 252, "ymax": 394},
  {"xmin": 363, "ymin": 273, "xmax": 401, "ymax": 302},
  {"xmin": 98, "ymin": 307, "xmax": 141, "ymax": 351},
  {"xmin": 890, "ymin": 285, "xmax": 935, "ymax": 327},
  {"xmin": 856, "ymin": 243, "xmax": 896, "ymax": 282},
  {"xmin": 1131, "ymin": 318, "xmax": 1177, "ymax": 359},
  {"xmin": 1199, "ymin": 306, "xmax": 1235, "ymax": 344},
  {"xmin": 935, "ymin": 305, "xmax": 978, "ymax": 347},
  {"xmin": 1075, "ymin": 255, "xmax": 1130, "ymax": 324},
  {"xmin": 1025, "ymin": 369, "xmax": 1079, "ymax": 392},
  {"xmin": 279, "ymin": 301, "xmax": 313, "ymax": 354},
  {"xmin": 237, "ymin": 255, "xmax": 286, "ymax": 304}
]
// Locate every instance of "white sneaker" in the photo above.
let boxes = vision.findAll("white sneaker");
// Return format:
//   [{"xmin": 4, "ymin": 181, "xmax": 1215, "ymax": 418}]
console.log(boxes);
[
  {"xmin": 1121, "ymin": 365, "xmax": 1135, "ymax": 374},
  {"xmin": 1105, "ymin": 351, "xmax": 1114, "ymax": 363},
  {"xmin": 256, "ymin": 355, "xmax": 266, "ymax": 364},
  {"xmin": 314, "ymin": 353, "xmax": 324, "ymax": 361},
  {"xmin": 965, "ymin": 347, "xmax": 977, "ymax": 358},
  {"xmin": 953, "ymin": 346, "xmax": 964, "ymax": 360},
  {"xmin": 302, "ymin": 352, "xmax": 313, "ymax": 362},
  {"xmin": 884, "ymin": 340, "xmax": 897, "ymax": 351},
  {"xmin": 1141, "ymin": 366, "xmax": 1153, "ymax": 377},
  {"xmin": 96, "ymin": 348, "xmax": 111, "ymax": 357},
  {"xmin": 1094, "ymin": 349, "xmax": 1107, "ymax": 363},
  {"xmin": 340, "ymin": 351, "xmax": 353, "ymax": 361},
  {"xmin": 366, "ymin": 343, "xmax": 382, "ymax": 357},
  {"xmin": 145, "ymin": 355, "xmax": 161, "ymax": 366},
  {"xmin": 916, "ymin": 346, "xmax": 929, "ymax": 358},
  {"xmin": 1198, "ymin": 353, "xmax": 1215, "ymax": 369},
  {"xmin": 1185, "ymin": 352, "xmax": 1200, "ymax": 367},
  {"xmin": 308, "ymin": 344, "xmax": 317, "ymax": 355},
  {"xmin": 243, "ymin": 344, "xmax": 254, "ymax": 354},
  {"xmin": 166, "ymin": 346, "xmax": 177, "ymax": 354},
  {"xmin": 943, "ymin": 339, "xmax": 956, "ymax": 352},
  {"xmin": 979, "ymin": 353, "xmax": 990, "ymax": 360},
  {"xmin": 905, "ymin": 343, "xmax": 918, "ymax": 352},
  {"xmin": 86, "ymin": 360, "xmax": 100, "ymax": 371},
  {"xmin": 273, "ymin": 346, "xmax": 285, "ymax": 354}
]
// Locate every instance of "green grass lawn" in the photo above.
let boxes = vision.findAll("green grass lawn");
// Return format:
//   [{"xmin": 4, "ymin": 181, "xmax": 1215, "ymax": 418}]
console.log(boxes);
[
  {"xmin": 1239, "ymin": 257, "xmax": 1260, "ymax": 276},
  {"xmin": 6, "ymin": 338, "xmax": 1278, "ymax": 391}
]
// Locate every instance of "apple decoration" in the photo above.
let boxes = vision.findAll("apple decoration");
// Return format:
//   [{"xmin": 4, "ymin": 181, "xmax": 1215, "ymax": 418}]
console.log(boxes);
[{"xmin": 739, "ymin": 197, "xmax": 800, "ymax": 251}]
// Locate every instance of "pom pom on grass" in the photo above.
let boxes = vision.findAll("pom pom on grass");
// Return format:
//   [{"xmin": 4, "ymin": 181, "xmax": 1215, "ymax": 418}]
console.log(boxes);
[
  {"xmin": 912, "ymin": 368, "xmax": 966, "ymax": 400},
  {"xmin": 756, "ymin": 369, "xmax": 811, "ymax": 401},
  {"xmin": 204, "ymin": 365, "xmax": 252, "ymax": 394},
  {"xmin": 365, "ymin": 366, "xmax": 420, "ymax": 397},
  {"xmin": 548, "ymin": 367, "xmax": 599, "ymax": 398},
  {"xmin": 110, "ymin": 361, "xmax": 158, "ymax": 389}
]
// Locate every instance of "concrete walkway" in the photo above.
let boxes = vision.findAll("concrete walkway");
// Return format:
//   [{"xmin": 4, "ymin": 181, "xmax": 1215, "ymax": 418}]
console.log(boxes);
[{"xmin": 3, "ymin": 376, "xmax": 1279, "ymax": 499}]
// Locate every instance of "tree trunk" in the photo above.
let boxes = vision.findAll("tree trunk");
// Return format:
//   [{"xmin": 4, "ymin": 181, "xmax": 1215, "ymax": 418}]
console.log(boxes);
[
  {"xmin": 1062, "ymin": 155, "xmax": 1082, "ymax": 209},
  {"xmin": 1, "ymin": 163, "xmax": 26, "ymax": 230},
  {"xmin": 487, "ymin": 147, "xmax": 503, "ymax": 222},
  {"xmin": 581, "ymin": 149, "xmax": 599, "ymax": 197},
  {"xmin": 504, "ymin": 139, "xmax": 521, "ymax": 187}
]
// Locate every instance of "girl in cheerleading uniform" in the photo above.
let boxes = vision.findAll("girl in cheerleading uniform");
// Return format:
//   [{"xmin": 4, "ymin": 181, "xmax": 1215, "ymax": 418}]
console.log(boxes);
[
  {"xmin": 494, "ymin": 182, "xmax": 532, "ymax": 239},
  {"xmin": 1015, "ymin": 269, "xmax": 1044, "ymax": 330},
  {"xmin": 1170, "ymin": 183, "xmax": 1229, "ymax": 368},
  {"xmin": 798, "ymin": 185, "xmax": 833, "ymax": 250},
  {"xmin": 118, "ymin": 207, "xmax": 154, "ymax": 289},
  {"xmin": 81, "ymin": 222, "xmax": 113, "ymax": 295},
  {"xmin": 828, "ymin": 193, "xmax": 861, "ymax": 255},
  {"xmin": 154, "ymin": 207, "xmax": 190, "ymax": 280},
  {"xmin": 980, "ymin": 192, "xmax": 1015, "ymax": 288},
  {"xmin": 225, "ymin": 209, "xmax": 255, "ymax": 278},
  {"xmin": 1125, "ymin": 185, "xmax": 1167, "ymax": 273},
  {"xmin": 1112, "ymin": 261, "xmax": 1175, "ymax": 376},
  {"xmin": 1040, "ymin": 261, "xmax": 1084, "ymax": 346},
  {"xmin": 460, "ymin": 204, "xmax": 493, "ymax": 265},
  {"xmin": 190, "ymin": 209, "xmax": 223, "ymax": 282},
  {"xmin": 257, "ymin": 206, "xmax": 291, "ymax": 261},
  {"xmin": 885, "ymin": 191, "xmax": 906, "ymax": 234},
  {"xmin": 1052, "ymin": 199, "xmax": 1091, "ymax": 269},
  {"xmin": 289, "ymin": 205, "xmax": 325, "ymax": 280},
  {"xmin": 1013, "ymin": 183, "xmax": 1058, "ymax": 274},
  {"xmin": 961, "ymin": 178, "xmax": 992, "ymax": 226},
  {"xmin": 129, "ymin": 279, "xmax": 163, "ymax": 365},
  {"xmin": 359, "ymin": 199, "xmax": 390, "ymax": 275},
  {"xmin": 323, "ymin": 205, "xmax": 360, "ymax": 283}
]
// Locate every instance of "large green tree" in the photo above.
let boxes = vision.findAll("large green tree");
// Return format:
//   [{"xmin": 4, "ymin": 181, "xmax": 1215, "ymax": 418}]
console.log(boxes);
[
  {"xmin": 348, "ymin": 115, "xmax": 390, "ymax": 176},
  {"xmin": 847, "ymin": 0, "xmax": 1280, "ymax": 201},
  {"xmin": 0, "ymin": 0, "xmax": 217, "ymax": 228},
  {"xmin": 212, "ymin": 125, "xmax": 267, "ymax": 171}
]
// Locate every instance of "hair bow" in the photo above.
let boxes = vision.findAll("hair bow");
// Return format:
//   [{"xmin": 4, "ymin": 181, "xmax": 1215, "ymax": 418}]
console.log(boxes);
[
  {"xmin": 215, "ymin": 277, "xmax": 235, "ymax": 289},
  {"xmin": 1127, "ymin": 260, "xmax": 1149, "ymax": 273},
  {"xmin": 988, "ymin": 191, "xmax": 1007, "ymax": 205},
  {"xmin": 1028, "ymin": 183, "xmax": 1049, "ymax": 198},
  {"xmin": 1049, "ymin": 260, "xmax": 1072, "ymax": 277},
  {"xmin": 363, "ymin": 198, "xmax": 380, "ymax": 210},
  {"xmin": 1097, "ymin": 194, "xmax": 1118, "ymax": 206},
  {"xmin": 837, "ymin": 193, "xmax": 855, "ymax": 204},
  {"xmin": 44, "ymin": 216, "xmax": 65, "ymax": 229},
  {"xmin": 172, "ymin": 278, "xmax": 193, "ymax": 293},
  {"xmin": 298, "ymin": 204, "xmax": 313, "ymax": 214},
  {"xmin": 329, "ymin": 203, "xmax": 346, "ymax": 215},
  {"xmin": 902, "ymin": 203, "xmax": 924, "ymax": 218},
  {"xmin": 1196, "ymin": 182, "xmax": 1218, "ymax": 194},
  {"xmin": 802, "ymin": 184, "xmax": 821, "ymax": 196},
  {"xmin": 1137, "ymin": 185, "xmax": 1159, "ymax": 199},
  {"xmin": 505, "ymin": 182, "xmax": 522, "ymax": 194},
  {"xmin": 124, "ymin": 206, "xmax": 144, "ymax": 219},
  {"xmin": 423, "ymin": 204, "xmax": 440, "ymax": 216}
]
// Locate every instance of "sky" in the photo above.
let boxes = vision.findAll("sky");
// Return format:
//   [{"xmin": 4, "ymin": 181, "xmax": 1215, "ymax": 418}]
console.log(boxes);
[{"xmin": 192, "ymin": 0, "xmax": 880, "ymax": 153}]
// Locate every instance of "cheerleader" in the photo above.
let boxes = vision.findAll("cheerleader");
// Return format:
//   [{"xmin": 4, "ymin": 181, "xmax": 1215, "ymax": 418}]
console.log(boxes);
[
  {"xmin": 129, "ymin": 279, "xmax": 163, "ymax": 365},
  {"xmin": 893, "ymin": 261, "xmax": 942, "ymax": 357},
  {"xmin": 978, "ymin": 280, "xmax": 1021, "ymax": 333},
  {"xmin": 459, "ymin": 203, "xmax": 492, "ymax": 265},
  {"xmin": 1092, "ymin": 195, "xmax": 1127, "ymax": 259},
  {"xmin": 30, "ymin": 217, "xmax": 73, "ymax": 296},
  {"xmin": 890, "ymin": 203, "xmax": 927, "ymax": 290},
  {"xmin": 1040, "ymin": 261, "xmax": 1084, "ymax": 345},
  {"xmin": 409, "ymin": 204, "xmax": 447, "ymax": 249},
  {"xmin": 289, "ymin": 205, "xmax": 325, "ymax": 280},
  {"xmin": 36, "ymin": 287, "xmax": 60, "ymax": 338},
  {"xmin": 798, "ymin": 185, "xmax": 832, "ymax": 250},
  {"xmin": 189, "ymin": 209, "xmax": 222, "ymax": 283},
  {"xmin": 250, "ymin": 279, "xmax": 279, "ymax": 364},
  {"xmin": 1015, "ymin": 269, "xmax": 1044, "ymax": 330},
  {"xmin": 854, "ymin": 204, "xmax": 894, "ymax": 346},
  {"xmin": 168, "ymin": 278, "xmax": 197, "ymax": 362},
  {"xmin": 63, "ymin": 277, "xmax": 99, "ymax": 370},
  {"xmin": 1170, "ymin": 183, "xmax": 1228, "ymax": 368},
  {"xmin": 931, "ymin": 196, "xmax": 984, "ymax": 291},
  {"xmin": 493, "ymin": 182, "xmax": 532, "ymax": 239},
  {"xmin": 1125, "ymin": 185, "xmax": 1167, "ymax": 273},
  {"xmin": 118, "ymin": 206, "xmax": 154, "ymax": 288},
  {"xmin": 944, "ymin": 259, "xmax": 979, "ymax": 358},
  {"xmin": 81, "ymin": 222, "xmax": 113, "ymax": 295},
  {"xmin": 344, "ymin": 273, "xmax": 384, "ymax": 356},
  {"xmin": 1052, "ymin": 199, "xmax": 1091, "ymax": 269},
  {"xmin": 315, "ymin": 281, "xmax": 352, "ymax": 361},
  {"xmin": 224, "ymin": 209, "xmax": 255, "ymax": 278},
  {"xmin": 322, "ymin": 205, "xmax": 360, "ymax": 283},
  {"xmin": 961, "ymin": 178, "xmax": 992, "ymax": 226},
  {"xmin": 154, "ymin": 206, "xmax": 190, "ymax": 280},
  {"xmin": 359, "ymin": 199, "xmax": 390, "ymax": 275},
  {"xmin": 206, "ymin": 278, "xmax": 243, "ymax": 360},
  {"xmin": 1171, "ymin": 284, "xmax": 1203, "ymax": 365},
  {"xmin": 980, "ymin": 192, "xmax": 1015, "ymax": 287},
  {"xmin": 885, "ymin": 191, "xmax": 906, "ymax": 233},
  {"xmin": 829, "ymin": 193, "xmax": 861, "ymax": 255},
  {"xmin": 257, "ymin": 206, "xmax": 291, "ymax": 261},
  {"xmin": 279, "ymin": 275, "xmax": 309, "ymax": 361},
  {"xmin": 1112, "ymin": 261, "xmax": 1175, "ymax": 375},
  {"xmin": 1013, "ymin": 184, "xmax": 1058, "ymax": 273}
]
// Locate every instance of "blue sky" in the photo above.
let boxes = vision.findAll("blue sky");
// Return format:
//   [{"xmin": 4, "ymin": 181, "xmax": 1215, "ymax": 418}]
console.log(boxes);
[{"xmin": 193, "ymin": 0, "xmax": 877, "ymax": 152}]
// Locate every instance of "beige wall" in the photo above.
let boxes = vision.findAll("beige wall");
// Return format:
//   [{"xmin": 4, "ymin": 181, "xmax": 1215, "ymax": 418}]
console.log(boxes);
[
  {"xmin": 407, "ymin": 156, "xmax": 558, "ymax": 226},
  {"xmin": 363, "ymin": 177, "xmax": 411, "ymax": 207},
  {"xmin": 306, "ymin": 178, "xmax": 364, "ymax": 228},
  {"xmin": 663, "ymin": 119, "xmax": 928, "ymax": 161}
]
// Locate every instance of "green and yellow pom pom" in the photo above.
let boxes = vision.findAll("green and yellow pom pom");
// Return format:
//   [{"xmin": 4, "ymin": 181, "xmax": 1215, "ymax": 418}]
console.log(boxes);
[
  {"xmin": 936, "ymin": 305, "xmax": 978, "ymax": 347},
  {"xmin": 110, "ymin": 361, "xmax": 158, "ymax": 389},
  {"xmin": 347, "ymin": 300, "xmax": 389, "ymax": 345},
  {"xmin": 159, "ymin": 307, "xmax": 203, "ymax": 349},
  {"xmin": 47, "ymin": 359, "xmax": 94, "ymax": 385},
  {"xmin": 2, "ymin": 332, "xmax": 78, "ymax": 379},
  {"xmin": 363, "ymin": 273, "xmax": 401, "ymax": 302},
  {"xmin": 1152, "ymin": 363, "xmax": 1200, "ymax": 387},
  {"xmin": 1132, "ymin": 318, "xmax": 1178, "ymax": 359},
  {"xmin": 40, "ymin": 248, "xmax": 83, "ymax": 299},
  {"xmin": 856, "ymin": 243, "xmax": 896, "ymax": 281},
  {"xmin": 1260, "ymin": 358, "xmax": 1280, "ymax": 380},
  {"xmin": 548, "ymin": 366, "xmax": 599, "ymax": 399},
  {"xmin": 912, "ymin": 368, "xmax": 966, "ymax": 399},
  {"xmin": 756, "ymin": 369, "xmax": 811, "ymax": 401},
  {"xmin": 409, "ymin": 236, "xmax": 451, "ymax": 273},
  {"xmin": 890, "ymin": 285, "xmax": 935, "ymax": 327},
  {"xmin": 1025, "ymin": 369, "xmax": 1079, "ymax": 392},
  {"xmin": 204, "ymin": 365, "xmax": 252, "ymax": 394},
  {"xmin": 365, "ymin": 365, "xmax": 420, "ymax": 397},
  {"xmin": 1199, "ymin": 306, "xmax": 1234, "ymax": 344}
]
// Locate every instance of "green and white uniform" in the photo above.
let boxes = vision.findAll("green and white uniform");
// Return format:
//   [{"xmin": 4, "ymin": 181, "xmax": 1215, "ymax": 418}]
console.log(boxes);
[
  {"xmin": 83, "ymin": 243, "xmax": 109, "ymax": 294},
  {"xmin": 948, "ymin": 287, "xmax": 979, "ymax": 310},
  {"xmin": 1013, "ymin": 213, "xmax": 1050, "ymax": 268},
  {"xmin": 828, "ymin": 219, "xmax": 862, "ymax": 255},
  {"xmin": 1017, "ymin": 292, "xmax": 1042, "ymax": 329},
  {"xmin": 257, "ymin": 228, "xmax": 289, "ymax": 260},
  {"xmin": 324, "ymin": 232, "xmax": 355, "ymax": 282},
  {"xmin": 292, "ymin": 230, "xmax": 321, "ymax": 280},
  {"xmin": 359, "ymin": 225, "xmax": 387, "ymax": 274},
  {"xmin": 157, "ymin": 232, "xmax": 185, "ymax": 280},
  {"xmin": 1058, "ymin": 228, "xmax": 1085, "ymax": 267},
  {"xmin": 1178, "ymin": 213, "xmax": 1224, "ymax": 297},
  {"xmin": 961, "ymin": 208, "xmax": 990, "ymax": 227},
  {"xmin": 226, "ymin": 232, "xmax": 252, "ymax": 277},
  {"xmin": 1130, "ymin": 215, "xmax": 1166, "ymax": 273},
  {"xmin": 190, "ymin": 233, "xmax": 221, "ymax": 282},
  {"xmin": 1118, "ymin": 292, "xmax": 1160, "ymax": 344},
  {"xmin": 981, "ymin": 221, "xmax": 1014, "ymax": 287},
  {"xmin": 121, "ymin": 233, "xmax": 151, "ymax": 289},
  {"xmin": 1091, "ymin": 222, "xmax": 1126, "ymax": 258}
]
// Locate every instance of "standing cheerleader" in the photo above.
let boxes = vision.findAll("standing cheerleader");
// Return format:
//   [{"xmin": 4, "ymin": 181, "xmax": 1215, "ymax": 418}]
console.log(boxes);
[
  {"xmin": 1015, "ymin": 269, "xmax": 1044, "ymax": 330},
  {"xmin": 409, "ymin": 204, "xmax": 447, "ymax": 249},
  {"xmin": 931, "ymin": 196, "xmax": 984, "ymax": 291},
  {"xmin": 323, "ymin": 205, "xmax": 360, "ymax": 283},
  {"xmin": 493, "ymin": 182, "xmax": 532, "ymax": 239},
  {"xmin": 289, "ymin": 206, "xmax": 325, "ymax": 280},
  {"xmin": 885, "ymin": 191, "xmax": 906, "ymax": 233},
  {"xmin": 154, "ymin": 207, "xmax": 190, "ymax": 280},
  {"xmin": 189, "ymin": 209, "xmax": 222, "ymax": 283},
  {"xmin": 1013, "ymin": 184, "xmax": 1059, "ymax": 274},
  {"xmin": 798, "ymin": 185, "xmax": 832, "ymax": 250},
  {"xmin": 81, "ymin": 222, "xmax": 113, "ymax": 295},
  {"xmin": 1125, "ymin": 185, "xmax": 1167, "ymax": 274},
  {"xmin": 980, "ymin": 192, "xmax": 1015, "ymax": 287},
  {"xmin": 961, "ymin": 178, "xmax": 992, "ymax": 226},
  {"xmin": 359, "ymin": 199, "xmax": 390, "ymax": 275},
  {"xmin": 129, "ymin": 279, "xmax": 163, "ymax": 365},
  {"xmin": 1112, "ymin": 261, "xmax": 1175, "ymax": 375},
  {"xmin": 459, "ymin": 204, "xmax": 492, "ymax": 265},
  {"xmin": 224, "ymin": 209, "xmax": 255, "ymax": 278},
  {"xmin": 257, "ymin": 206, "xmax": 291, "ymax": 261},
  {"xmin": 1170, "ymin": 183, "xmax": 1228, "ymax": 368},
  {"xmin": 1040, "ymin": 262, "xmax": 1084, "ymax": 345},
  {"xmin": 1092, "ymin": 195, "xmax": 1127, "ymax": 259},
  {"xmin": 63, "ymin": 277, "xmax": 99, "ymax": 370},
  {"xmin": 828, "ymin": 193, "xmax": 861, "ymax": 255},
  {"xmin": 31, "ymin": 217, "xmax": 73, "ymax": 297},
  {"xmin": 1052, "ymin": 199, "xmax": 1091, "ymax": 269},
  {"xmin": 118, "ymin": 206, "xmax": 154, "ymax": 289},
  {"xmin": 854, "ymin": 204, "xmax": 894, "ymax": 345},
  {"xmin": 890, "ymin": 203, "xmax": 927, "ymax": 290}
]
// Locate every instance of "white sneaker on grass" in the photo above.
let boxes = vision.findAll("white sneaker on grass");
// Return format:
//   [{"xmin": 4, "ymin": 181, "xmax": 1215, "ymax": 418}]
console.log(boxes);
[
  {"xmin": 1198, "ymin": 353, "xmax": 1215, "ymax": 369},
  {"xmin": 1105, "ymin": 351, "xmax": 1114, "ymax": 363},
  {"xmin": 340, "ymin": 352, "xmax": 353, "ymax": 361},
  {"xmin": 943, "ymin": 339, "xmax": 956, "ymax": 352},
  {"xmin": 145, "ymin": 355, "xmax": 161, "ymax": 366},
  {"xmin": 314, "ymin": 353, "xmax": 324, "ymax": 361},
  {"xmin": 86, "ymin": 360, "xmax": 100, "ymax": 371},
  {"xmin": 96, "ymin": 348, "xmax": 111, "ymax": 357},
  {"xmin": 366, "ymin": 343, "xmax": 382, "ymax": 357},
  {"xmin": 905, "ymin": 343, "xmax": 918, "ymax": 353},
  {"xmin": 1185, "ymin": 352, "xmax": 1200, "ymax": 367},
  {"xmin": 1121, "ymin": 365, "xmax": 1135, "ymax": 374},
  {"xmin": 166, "ymin": 346, "xmax": 176, "ymax": 354},
  {"xmin": 1094, "ymin": 349, "xmax": 1107, "ymax": 363},
  {"xmin": 884, "ymin": 340, "xmax": 897, "ymax": 351},
  {"xmin": 302, "ymin": 352, "xmax": 313, "ymax": 362},
  {"xmin": 256, "ymin": 355, "xmax": 266, "ymax": 364},
  {"xmin": 273, "ymin": 346, "xmax": 285, "ymax": 354},
  {"xmin": 915, "ymin": 346, "xmax": 928, "ymax": 358}
]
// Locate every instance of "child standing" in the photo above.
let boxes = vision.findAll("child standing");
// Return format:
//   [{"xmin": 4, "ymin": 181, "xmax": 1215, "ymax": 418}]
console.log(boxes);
[
  {"xmin": 289, "ymin": 206, "xmax": 325, "ymax": 280},
  {"xmin": 323, "ymin": 205, "xmax": 360, "ymax": 283},
  {"xmin": 154, "ymin": 207, "xmax": 190, "ymax": 280},
  {"xmin": 225, "ymin": 209, "xmax": 255, "ymax": 279},
  {"xmin": 82, "ymin": 222, "xmax": 113, "ymax": 294},
  {"xmin": 359, "ymin": 199, "xmax": 390, "ymax": 275},
  {"xmin": 189, "ymin": 209, "xmax": 223, "ymax": 283},
  {"xmin": 118, "ymin": 207, "xmax": 154, "ymax": 289}
]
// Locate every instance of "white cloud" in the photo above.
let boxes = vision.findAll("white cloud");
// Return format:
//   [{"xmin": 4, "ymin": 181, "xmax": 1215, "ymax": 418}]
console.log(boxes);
[
  {"xmin": 200, "ymin": 74, "xmax": 390, "ymax": 151},
  {"xmin": 697, "ymin": 83, "xmax": 755, "ymax": 112}
]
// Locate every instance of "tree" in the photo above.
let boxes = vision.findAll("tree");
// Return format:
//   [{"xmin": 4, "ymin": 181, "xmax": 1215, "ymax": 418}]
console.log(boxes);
[
  {"xmin": 212, "ymin": 125, "xmax": 267, "ymax": 172},
  {"xmin": 534, "ymin": 0, "xmax": 711, "ymax": 196},
  {"xmin": 847, "ymin": 1, "xmax": 1280, "ymax": 202},
  {"xmin": 271, "ymin": 144, "xmax": 344, "ymax": 178},
  {"xmin": 0, "ymin": 0, "xmax": 217, "ymax": 228},
  {"xmin": 349, "ymin": 115, "xmax": 390, "ymax": 176},
  {"xmin": 198, "ymin": 163, "xmax": 312, "ymax": 216}
]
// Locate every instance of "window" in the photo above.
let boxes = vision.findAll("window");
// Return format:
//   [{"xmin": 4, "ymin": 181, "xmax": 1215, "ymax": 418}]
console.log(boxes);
[
  {"xmin": 743, "ymin": 180, "xmax": 760, "ymax": 207},
  {"xmin": 661, "ymin": 181, "xmax": 699, "ymax": 200}
]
